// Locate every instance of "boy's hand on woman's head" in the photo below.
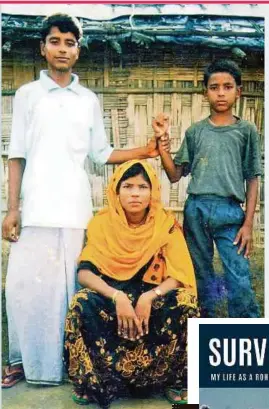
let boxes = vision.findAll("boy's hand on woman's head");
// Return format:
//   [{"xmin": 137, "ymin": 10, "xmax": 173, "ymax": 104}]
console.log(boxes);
[
  {"xmin": 158, "ymin": 132, "xmax": 170, "ymax": 153},
  {"xmin": 152, "ymin": 113, "xmax": 170, "ymax": 140},
  {"xmin": 233, "ymin": 222, "xmax": 253, "ymax": 259},
  {"xmin": 147, "ymin": 137, "xmax": 170, "ymax": 158},
  {"xmin": 152, "ymin": 113, "xmax": 171, "ymax": 154},
  {"xmin": 146, "ymin": 138, "xmax": 159, "ymax": 158}
]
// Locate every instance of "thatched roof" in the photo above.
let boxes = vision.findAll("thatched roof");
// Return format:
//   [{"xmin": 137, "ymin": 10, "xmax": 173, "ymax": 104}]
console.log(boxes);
[
  {"xmin": 2, "ymin": 4, "xmax": 264, "ymax": 53},
  {"xmin": 1, "ymin": 4, "xmax": 266, "ymax": 19}
]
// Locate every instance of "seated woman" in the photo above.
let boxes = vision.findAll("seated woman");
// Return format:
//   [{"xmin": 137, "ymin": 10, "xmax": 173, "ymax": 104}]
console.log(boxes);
[{"xmin": 64, "ymin": 160, "xmax": 199, "ymax": 408}]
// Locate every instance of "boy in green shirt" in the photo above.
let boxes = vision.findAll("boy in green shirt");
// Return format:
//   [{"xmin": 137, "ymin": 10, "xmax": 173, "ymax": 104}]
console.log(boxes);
[{"xmin": 154, "ymin": 60, "xmax": 261, "ymax": 317}]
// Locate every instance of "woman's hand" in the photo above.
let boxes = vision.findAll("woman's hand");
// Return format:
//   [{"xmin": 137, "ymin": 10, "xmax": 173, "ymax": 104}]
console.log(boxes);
[
  {"xmin": 134, "ymin": 291, "xmax": 155, "ymax": 336},
  {"xmin": 115, "ymin": 292, "xmax": 142, "ymax": 341}
]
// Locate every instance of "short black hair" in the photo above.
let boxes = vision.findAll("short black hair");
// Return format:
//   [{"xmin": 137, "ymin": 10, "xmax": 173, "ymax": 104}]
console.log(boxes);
[
  {"xmin": 41, "ymin": 13, "xmax": 83, "ymax": 43},
  {"xmin": 116, "ymin": 163, "xmax": 152, "ymax": 194},
  {"xmin": 204, "ymin": 59, "xmax": 242, "ymax": 87}
]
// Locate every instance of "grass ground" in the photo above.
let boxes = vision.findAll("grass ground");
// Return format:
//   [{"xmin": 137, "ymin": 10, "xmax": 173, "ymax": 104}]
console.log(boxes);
[
  {"xmin": 3, "ymin": 381, "xmax": 172, "ymax": 409},
  {"xmin": 1, "ymin": 241, "xmax": 264, "ymax": 364}
]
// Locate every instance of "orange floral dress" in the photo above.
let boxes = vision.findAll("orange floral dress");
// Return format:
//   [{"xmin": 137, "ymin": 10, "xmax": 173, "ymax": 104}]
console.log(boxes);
[{"xmin": 64, "ymin": 261, "xmax": 199, "ymax": 409}]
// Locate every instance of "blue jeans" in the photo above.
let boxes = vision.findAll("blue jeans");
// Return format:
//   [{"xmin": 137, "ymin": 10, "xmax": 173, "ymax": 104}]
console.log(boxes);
[{"xmin": 183, "ymin": 194, "xmax": 260, "ymax": 318}]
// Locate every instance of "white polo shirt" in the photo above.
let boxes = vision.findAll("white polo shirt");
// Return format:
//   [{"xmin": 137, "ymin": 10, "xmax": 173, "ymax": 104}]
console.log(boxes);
[{"xmin": 8, "ymin": 70, "xmax": 114, "ymax": 228}]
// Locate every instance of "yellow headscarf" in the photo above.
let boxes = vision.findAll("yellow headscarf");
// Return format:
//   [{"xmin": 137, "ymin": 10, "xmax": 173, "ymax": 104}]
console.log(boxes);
[{"xmin": 79, "ymin": 160, "xmax": 196, "ymax": 295}]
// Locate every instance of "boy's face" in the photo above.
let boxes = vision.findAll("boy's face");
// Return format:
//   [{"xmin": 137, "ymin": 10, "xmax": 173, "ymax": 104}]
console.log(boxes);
[
  {"xmin": 205, "ymin": 72, "xmax": 241, "ymax": 113},
  {"xmin": 40, "ymin": 26, "xmax": 80, "ymax": 73}
]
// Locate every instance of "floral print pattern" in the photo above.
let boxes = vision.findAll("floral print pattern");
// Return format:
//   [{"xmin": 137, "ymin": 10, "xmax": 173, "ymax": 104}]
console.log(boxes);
[{"xmin": 64, "ymin": 267, "xmax": 199, "ymax": 408}]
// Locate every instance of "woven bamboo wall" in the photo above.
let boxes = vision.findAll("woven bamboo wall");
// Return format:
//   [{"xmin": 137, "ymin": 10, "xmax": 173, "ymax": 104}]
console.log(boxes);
[{"xmin": 1, "ymin": 44, "xmax": 264, "ymax": 247}]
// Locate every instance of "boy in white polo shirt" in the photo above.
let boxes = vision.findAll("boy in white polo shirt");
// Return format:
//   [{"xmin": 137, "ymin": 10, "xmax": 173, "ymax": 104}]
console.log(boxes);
[{"xmin": 2, "ymin": 13, "xmax": 166, "ymax": 388}]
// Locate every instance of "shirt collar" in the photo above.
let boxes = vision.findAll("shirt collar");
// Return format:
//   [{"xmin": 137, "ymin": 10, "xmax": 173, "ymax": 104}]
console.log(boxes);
[{"xmin": 40, "ymin": 70, "xmax": 80, "ymax": 94}]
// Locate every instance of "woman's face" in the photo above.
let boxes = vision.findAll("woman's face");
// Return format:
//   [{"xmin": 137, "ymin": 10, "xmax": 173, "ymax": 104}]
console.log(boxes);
[{"xmin": 118, "ymin": 173, "xmax": 151, "ymax": 217}]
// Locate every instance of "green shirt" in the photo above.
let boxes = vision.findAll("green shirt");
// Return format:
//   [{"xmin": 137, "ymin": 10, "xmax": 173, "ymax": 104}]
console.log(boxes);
[{"xmin": 174, "ymin": 117, "xmax": 262, "ymax": 203}]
